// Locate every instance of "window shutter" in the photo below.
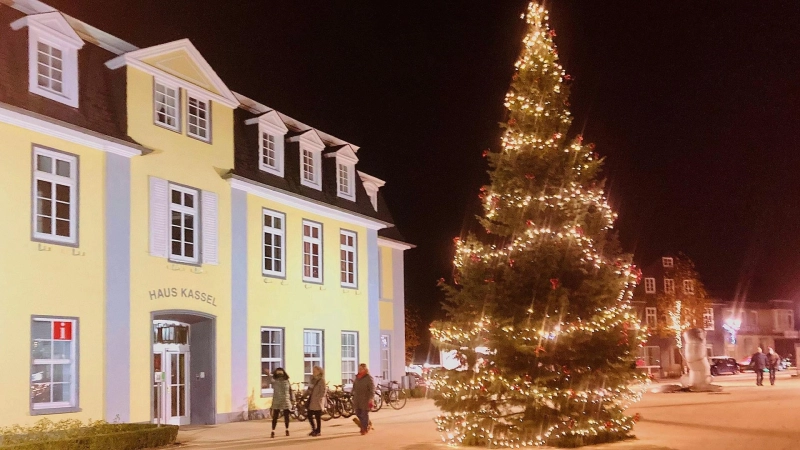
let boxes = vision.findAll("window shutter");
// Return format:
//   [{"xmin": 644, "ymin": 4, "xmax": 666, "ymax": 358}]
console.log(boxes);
[
  {"xmin": 149, "ymin": 176, "xmax": 169, "ymax": 258},
  {"xmin": 201, "ymin": 190, "xmax": 219, "ymax": 265}
]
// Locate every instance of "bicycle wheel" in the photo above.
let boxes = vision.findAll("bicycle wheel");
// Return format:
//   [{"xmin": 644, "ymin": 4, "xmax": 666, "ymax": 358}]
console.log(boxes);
[
  {"xmin": 388, "ymin": 389, "xmax": 407, "ymax": 410},
  {"xmin": 371, "ymin": 390, "xmax": 383, "ymax": 412},
  {"xmin": 340, "ymin": 396, "xmax": 354, "ymax": 418}
]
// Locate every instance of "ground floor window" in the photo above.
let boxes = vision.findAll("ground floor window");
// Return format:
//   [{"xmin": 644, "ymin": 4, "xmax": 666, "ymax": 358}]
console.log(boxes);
[
  {"xmin": 640, "ymin": 345, "xmax": 660, "ymax": 367},
  {"xmin": 304, "ymin": 329, "xmax": 324, "ymax": 384},
  {"xmin": 380, "ymin": 334, "xmax": 390, "ymax": 381},
  {"xmin": 341, "ymin": 331, "xmax": 358, "ymax": 386},
  {"xmin": 31, "ymin": 317, "xmax": 78, "ymax": 412},
  {"xmin": 261, "ymin": 327, "xmax": 284, "ymax": 395}
]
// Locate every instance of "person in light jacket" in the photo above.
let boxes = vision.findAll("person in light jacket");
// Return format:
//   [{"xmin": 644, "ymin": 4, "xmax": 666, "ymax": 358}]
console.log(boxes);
[
  {"xmin": 269, "ymin": 367, "xmax": 292, "ymax": 438},
  {"xmin": 766, "ymin": 347, "xmax": 781, "ymax": 386},
  {"xmin": 306, "ymin": 366, "xmax": 327, "ymax": 437},
  {"xmin": 352, "ymin": 363, "xmax": 376, "ymax": 435}
]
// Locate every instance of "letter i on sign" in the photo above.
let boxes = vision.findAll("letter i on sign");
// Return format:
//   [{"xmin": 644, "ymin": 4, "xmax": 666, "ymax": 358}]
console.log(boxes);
[{"xmin": 53, "ymin": 321, "xmax": 72, "ymax": 341}]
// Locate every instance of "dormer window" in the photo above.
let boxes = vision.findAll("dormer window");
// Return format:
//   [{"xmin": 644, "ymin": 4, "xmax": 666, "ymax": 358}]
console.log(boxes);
[
  {"xmin": 662, "ymin": 257, "xmax": 674, "ymax": 268},
  {"xmin": 154, "ymin": 80, "xmax": 180, "ymax": 131},
  {"xmin": 246, "ymin": 112, "xmax": 288, "ymax": 177},
  {"xmin": 12, "ymin": 12, "xmax": 84, "ymax": 108},
  {"xmin": 327, "ymin": 145, "xmax": 358, "ymax": 201},
  {"xmin": 187, "ymin": 95, "xmax": 210, "ymax": 142},
  {"xmin": 338, "ymin": 163, "xmax": 354, "ymax": 199},
  {"xmin": 302, "ymin": 147, "xmax": 320, "ymax": 188}
]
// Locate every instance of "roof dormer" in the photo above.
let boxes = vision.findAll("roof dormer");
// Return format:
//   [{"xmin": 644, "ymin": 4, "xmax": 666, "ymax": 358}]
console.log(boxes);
[
  {"xmin": 11, "ymin": 12, "xmax": 84, "ymax": 108},
  {"xmin": 245, "ymin": 110, "xmax": 289, "ymax": 177},
  {"xmin": 288, "ymin": 130, "xmax": 325, "ymax": 190},
  {"xmin": 325, "ymin": 145, "xmax": 359, "ymax": 201},
  {"xmin": 358, "ymin": 171, "xmax": 385, "ymax": 211}
]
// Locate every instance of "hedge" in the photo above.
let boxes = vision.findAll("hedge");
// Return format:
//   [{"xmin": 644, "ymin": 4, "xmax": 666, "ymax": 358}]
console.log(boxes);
[{"xmin": 0, "ymin": 421, "xmax": 178, "ymax": 450}]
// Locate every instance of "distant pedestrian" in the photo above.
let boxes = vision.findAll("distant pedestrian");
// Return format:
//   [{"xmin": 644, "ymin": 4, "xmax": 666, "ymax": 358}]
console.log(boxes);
[
  {"xmin": 306, "ymin": 366, "xmax": 327, "ymax": 437},
  {"xmin": 352, "ymin": 363, "xmax": 376, "ymax": 435},
  {"xmin": 766, "ymin": 347, "xmax": 780, "ymax": 386},
  {"xmin": 751, "ymin": 347, "xmax": 767, "ymax": 386},
  {"xmin": 269, "ymin": 368, "xmax": 292, "ymax": 438}
]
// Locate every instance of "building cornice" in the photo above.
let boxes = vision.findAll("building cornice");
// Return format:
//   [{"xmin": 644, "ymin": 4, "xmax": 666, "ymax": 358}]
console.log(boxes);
[
  {"xmin": 378, "ymin": 236, "xmax": 415, "ymax": 251},
  {"xmin": 0, "ymin": 102, "xmax": 145, "ymax": 158},
  {"xmin": 227, "ymin": 175, "xmax": 391, "ymax": 230}
]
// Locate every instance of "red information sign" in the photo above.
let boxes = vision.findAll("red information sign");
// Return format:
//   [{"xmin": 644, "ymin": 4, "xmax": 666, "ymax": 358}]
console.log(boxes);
[{"xmin": 53, "ymin": 321, "xmax": 72, "ymax": 341}]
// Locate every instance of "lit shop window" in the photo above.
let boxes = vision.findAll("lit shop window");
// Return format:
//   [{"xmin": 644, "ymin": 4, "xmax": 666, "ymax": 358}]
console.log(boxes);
[{"xmin": 31, "ymin": 317, "xmax": 78, "ymax": 412}]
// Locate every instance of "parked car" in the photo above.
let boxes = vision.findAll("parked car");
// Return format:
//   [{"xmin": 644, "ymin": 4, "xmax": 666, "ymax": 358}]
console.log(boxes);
[{"xmin": 708, "ymin": 356, "xmax": 740, "ymax": 376}]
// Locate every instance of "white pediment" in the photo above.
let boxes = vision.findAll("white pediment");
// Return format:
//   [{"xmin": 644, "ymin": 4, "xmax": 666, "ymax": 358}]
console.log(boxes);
[
  {"xmin": 244, "ymin": 110, "xmax": 289, "ymax": 135},
  {"xmin": 287, "ymin": 129, "xmax": 325, "ymax": 150},
  {"xmin": 325, "ymin": 144, "xmax": 359, "ymax": 164},
  {"xmin": 11, "ymin": 11, "xmax": 84, "ymax": 48}
]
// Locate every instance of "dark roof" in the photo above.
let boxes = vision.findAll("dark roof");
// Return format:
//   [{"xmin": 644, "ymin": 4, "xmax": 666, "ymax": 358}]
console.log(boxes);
[
  {"xmin": 233, "ymin": 107, "xmax": 397, "ymax": 227},
  {"xmin": 0, "ymin": 6, "xmax": 136, "ymax": 145}
]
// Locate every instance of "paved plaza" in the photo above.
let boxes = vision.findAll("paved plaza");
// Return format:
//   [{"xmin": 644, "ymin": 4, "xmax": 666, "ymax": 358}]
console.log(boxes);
[{"xmin": 176, "ymin": 371, "xmax": 800, "ymax": 450}]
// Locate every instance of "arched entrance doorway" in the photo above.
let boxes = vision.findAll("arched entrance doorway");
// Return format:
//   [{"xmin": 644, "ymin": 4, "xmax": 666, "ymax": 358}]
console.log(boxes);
[{"xmin": 151, "ymin": 311, "xmax": 215, "ymax": 425}]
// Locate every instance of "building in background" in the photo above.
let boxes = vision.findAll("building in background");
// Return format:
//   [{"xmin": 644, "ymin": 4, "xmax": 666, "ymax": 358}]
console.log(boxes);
[{"xmin": 0, "ymin": 0, "xmax": 411, "ymax": 427}]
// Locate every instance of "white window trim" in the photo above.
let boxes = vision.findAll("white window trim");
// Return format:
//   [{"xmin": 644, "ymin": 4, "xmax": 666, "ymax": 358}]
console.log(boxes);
[
  {"xmin": 380, "ymin": 334, "xmax": 391, "ymax": 381},
  {"xmin": 24, "ymin": 25, "xmax": 81, "ymax": 108},
  {"xmin": 340, "ymin": 229, "xmax": 358, "ymax": 288},
  {"xmin": 341, "ymin": 331, "xmax": 358, "ymax": 387},
  {"xmin": 262, "ymin": 209, "xmax": 285, "ymax": 278},
  {"xmin": 302, "ymin": 220, "xmax": 323, "ymax": 283},
  {"xmin": 260, "ymin": 327, "xmax": 284, "ymax": 396},
  {"xmin": 31, "ymin": 317, "xmax": 78, "ymax": 412},
  {"xmin": 168, "ymin": 184, "xmax": 200, "ymax": 264},
  {"xmin": 645, "ymin": 307, "xmax": 657, "ymax": 328},
  {"xmin": 186, "ymin": 93, "xmax": 211, "ymax": 142},
  {"xmin": 664, "ymin": 278, "xmax": 675, "ymax": 294},
  {"xmin": 683, "ymin": 279, "xmax": 695, "ymax": 295},
  {"xmin": 303, "ymin": 329, "xmax": 324, "ymax": 383},
  {"xmin": 32, "ymin": 146, "xmax": 78, "ymax": 245},
  {"xmin": 300, "ymin": 146, "xmax": 322, "ymax": 190},
  {"xmin": 258, "ymin": 126, "xmax": 283, "ymax": 177},
  {"xmin": 644, "ymin": 277, "xmax": 656, "ymax": 294},
  {"xmin": 662, "ymin": 257, "xmax": 674, "ymax": 268},
  {"xmin": 703, "ymin": 307, "xmax": 715, "ymax": 331},
  {"xmin": 153, "ymin": 78, "xmax": 181, "ymax": 132}
]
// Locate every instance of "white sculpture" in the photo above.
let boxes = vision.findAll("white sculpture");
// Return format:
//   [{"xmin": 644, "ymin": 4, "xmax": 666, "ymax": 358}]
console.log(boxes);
[{"xmin": 681, "ymin": 328, "xmax": 711, "ymax": 389}]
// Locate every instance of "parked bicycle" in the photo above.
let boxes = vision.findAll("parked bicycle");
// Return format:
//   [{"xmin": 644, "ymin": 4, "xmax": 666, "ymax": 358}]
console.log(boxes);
[
  {"xmin": 378, "ymin": 380, "xmax": 407, "ymax": 410},
  {"xmin": 290, "ymin": 381, "xmax": 309, "ymax": 422},
  {"xmin": 329, "ymin": 384, "xmax": 355, "ymax": 418}
]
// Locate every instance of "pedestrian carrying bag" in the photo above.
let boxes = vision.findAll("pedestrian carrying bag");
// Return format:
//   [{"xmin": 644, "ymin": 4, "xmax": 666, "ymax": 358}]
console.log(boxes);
[{"xmin": 305, "ymin": 379, "xmax": 319, "ymax": 410}]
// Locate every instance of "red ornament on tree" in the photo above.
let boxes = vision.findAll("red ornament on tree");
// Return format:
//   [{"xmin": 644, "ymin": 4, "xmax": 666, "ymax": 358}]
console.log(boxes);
[
  {"xmin": 550, "ymin": 278, "xmax": 559, "ymax": 290},
  {"xmin": 482, "ymin": 149, "xmax": 490, "ymax": 158},
  {"xmin": 508, "ymin": 118, "xmax": 517, "ymax": 126},
  {"xmin": 525, "ymin": 173, "xmax": 535, "ymax": 180},
  {"xmin": 549, "ymin": 29, "xmax": 556, "ymax": 37}
]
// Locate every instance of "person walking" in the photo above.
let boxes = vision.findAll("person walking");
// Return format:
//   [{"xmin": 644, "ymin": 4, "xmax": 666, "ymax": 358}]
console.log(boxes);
[
  {"xmin": 352, "ymin": 363, "xmax": 376, "ymax": 435},
  {"xmin": 751, "ymin": 347, "xmax": 767, "ymax": 386},
  {"xmin": 766, "ymin": 347, "xmax": 781, "ymax": 386},
  {"xmin": 269, "ymin": 368, "xmax": 292, "ymax": 438},
  {"xmin": 306, "ymin": 366, "xmax": 327, "ymax": 437}
]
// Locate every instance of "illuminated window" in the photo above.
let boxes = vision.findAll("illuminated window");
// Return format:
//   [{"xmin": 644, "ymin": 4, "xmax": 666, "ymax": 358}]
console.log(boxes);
[
  {"xmin": 703, "ymin": 307, "xmax": 715, "ymax": 331},
  {"xmin": 31, "ymin": 317, "xmax": 78, "ymax": 412},
  {"xmin": 662, "ymin": 257, "xmax": 674, "ymax": 268},
  {"xmin": 33, "ymin": 147, "xmax": 77, "ymax": 245},
  {"xmin": 644, "ymin": 277, "xmax": 656, "ymax": 294},
  {"xmin": 340, "ymin": 230, "xmax": 357, "ymax": 288}
]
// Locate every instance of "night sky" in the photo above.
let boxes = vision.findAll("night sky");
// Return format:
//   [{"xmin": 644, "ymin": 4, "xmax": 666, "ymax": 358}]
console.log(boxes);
[{"xmin": 49, "ymin": 1, "xmax": 800, "ymax": 358}]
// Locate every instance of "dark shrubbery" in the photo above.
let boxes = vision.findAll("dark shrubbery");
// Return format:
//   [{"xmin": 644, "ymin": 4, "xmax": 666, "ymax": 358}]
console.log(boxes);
[{"xmin": 0, "ymin": 419, "xmax": 178, "ymax": 450}]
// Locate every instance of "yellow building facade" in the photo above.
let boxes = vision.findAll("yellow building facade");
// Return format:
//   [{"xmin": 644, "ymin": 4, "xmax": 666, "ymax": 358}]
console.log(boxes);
[{"xmin": 0, "ymin": 0, "xmax": 411, "ymax": 427}]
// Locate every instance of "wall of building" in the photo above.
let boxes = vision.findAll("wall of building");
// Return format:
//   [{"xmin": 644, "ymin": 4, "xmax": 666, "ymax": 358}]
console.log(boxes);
[{"xmin": 0, "ymin": 122, "xmax": 107, "ymax": 425}]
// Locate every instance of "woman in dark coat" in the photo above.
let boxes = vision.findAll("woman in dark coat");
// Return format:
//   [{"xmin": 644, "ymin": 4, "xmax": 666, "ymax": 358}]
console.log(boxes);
[
  {"xmin": 306, "ymin": 366, "xmax": 327, "ymax": 436},
  {"xmin": 351, "ymin": 363, "xmax": 375, "ymax": 435},
  {"xmin": 269, "ymin": 367, "xmax": 292, "ymax": 438}
]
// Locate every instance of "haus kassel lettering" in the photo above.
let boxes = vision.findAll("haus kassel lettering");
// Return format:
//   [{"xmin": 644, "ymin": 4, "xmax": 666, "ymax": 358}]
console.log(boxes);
[{"xmin": 148, "ymin": 288, "xmax": 217, "ymax": 306}]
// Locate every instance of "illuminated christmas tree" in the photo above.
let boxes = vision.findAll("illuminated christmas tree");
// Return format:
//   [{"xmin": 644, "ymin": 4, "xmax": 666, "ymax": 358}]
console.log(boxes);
[{"xmin": 430, "ymin": 3, "xmax": 646, "ymax": 447}]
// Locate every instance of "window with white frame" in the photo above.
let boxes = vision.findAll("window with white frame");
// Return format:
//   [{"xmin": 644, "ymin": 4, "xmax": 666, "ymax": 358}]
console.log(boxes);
[
  {"xmin": 259, "ymin": 131, "xmax": 282, "ymax": 175},
  {"xmin": 187, "ymin": 95, "xmax": 210, "ymax": 141},
  {"xmin": 337, "ymin": 163, "xmax": 355, "ymax": 200},
  {"xmin": 303, "ymin": 330, "xmax": 324, "ymax": 384},
  {"xmin": 14, "ymin": 13, "xmax": 84, "ymax": 108},
  {"xmin": 341, "ymin": 331, "xmax": 358, "ymax": 386},
  {"xmin": 154, "ymin": 80, "xmax": 180, "ymax": 131},
  {"xmin": 340, "ymin": 230, "xmax": 357, "ymax": 288},
  {"xmin": 302, "ymin": 221, "xmax": 322, "ymax": 282},
  {"xmin": 169, "ymin": 184, "xmax": 199, "ymax": 264},
  {"xmin": 31, "ymin": 317, "xmax": 78, "ymax": 411},
  {"xmin": 262, "ymin": 210, "xmax": 285, "ymax": 277},
  {"xmin": 260, "ymin": 327, "xmax": 283, "ymax": 395},
  {"xmin": 380, "ymin": 334, "xmax": 391, "ymax": 381},
  {"xmin": 645, "ymin": 307, "xmax": 657, "ymax": 328},
  {"xmin": 33, "ymin": 147, "xmax": 77, "ymax": 245},
  {"xmin": 703, "ymin": 307, "xmax": 715, "ymax": 331},
  {"xmin": 640, "ymin": 345, "xmax": 660, "ymax": 367},
  {"xmin": 300, "ymin": 147, "xmax": 321, "ymax": 189},
  {"xmin": 664, "ymin": 278, "xmax": 675, "ymax": 294},
  {"xmin": 683, "ymin": 280, "xmax": 695, "ymax": 295},
  {"xmin": 644, "ymin": 277, "xmax": 656, "ymax": 294},
  {"xmin": 662, "ymin": 257, "xmax": 674, "ymax": 268}
]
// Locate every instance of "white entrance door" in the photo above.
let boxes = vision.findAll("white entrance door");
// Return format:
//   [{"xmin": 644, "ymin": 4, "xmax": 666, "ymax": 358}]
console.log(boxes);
[{"xmin": 154, "ymin": 346, "xmax": 190, "ymax": 425}]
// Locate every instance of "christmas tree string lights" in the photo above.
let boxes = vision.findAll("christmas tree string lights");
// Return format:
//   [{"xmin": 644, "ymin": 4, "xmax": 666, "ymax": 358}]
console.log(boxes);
[{"xmin": 430, "ymin": 2, "xmax": 648, "ymax": 447}]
